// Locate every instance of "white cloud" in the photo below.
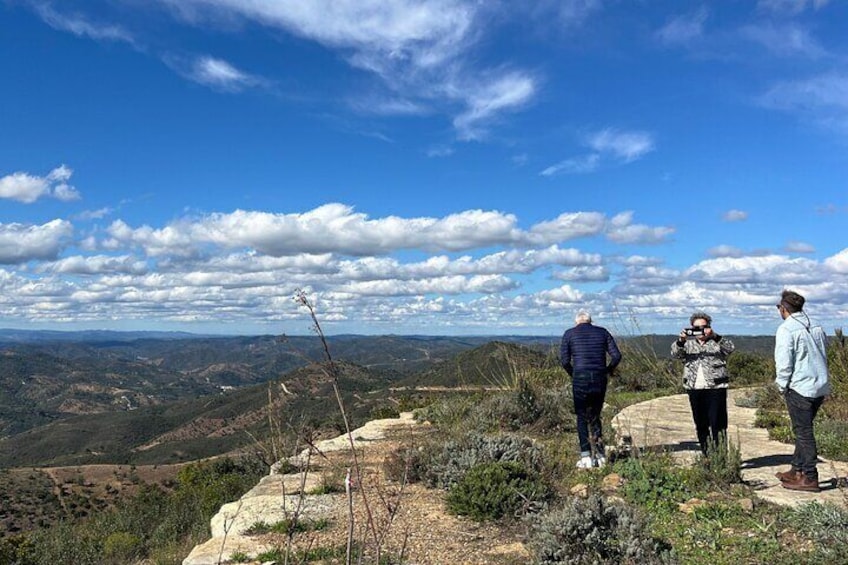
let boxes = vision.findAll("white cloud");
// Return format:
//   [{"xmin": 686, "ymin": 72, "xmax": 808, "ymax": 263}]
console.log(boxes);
[
  {"xmin": 540, "ymin": 154, "xmax": 600, "ymax": 176},
  {"xmin": 785, "ymin": 241, "xmax": 815, "ymax": 254},
  {"xmin": 0, "ymin": 165, "xmax": 81, "ymax": 203},
  {"xmin": 757, "ymin": 0, "xmax": 830, "ymax": 16},
  {"xmin": 524, "ymin": 212, "xmax": 607, "ymax": 245},
  {"xmin": 426, "ymin": 145, "xmax": 455, "ymax": 158},
  {"xmin": 760, "ymin": 72, "xmax": 848, "ymax": 133},
  {"xmin": 75, "ymin": 207, "xmax": 114, "ymax": 221},
  {"xmin": 337, "ymin": 274, "xmax": 517, "ymax": 296},
  {"xmin": 740, "ymin": 23, "xmax": 827, "ymax": 58},
  {"xmin": 824, "ymin": 247, "xmax": 848, "ymax": 273},
  {"xmin": 541, "ymin": 128, "xmax": 656, "ymax": 177},
  {"xmin": 686, "ymin": 255, "xmax": 823, "ymax": 285},
  {"xmin": 103, "ymin": 205, "xmax": 672, "ymax": 258},
  {"xmin": 707, "ymin": 245, "xmax": 745, "ymax": 258},
  {"xmin": 656, "ymin": 8, "xmax": 708, "ymax": 46},
  {"xmin": 452, "ymin": 72, "xmax": 536, "ymax": 140},
  {"xmin": 33, "ymin": 3, "xmax": 135, "ymax": 43},
  {"xmin": 722, "ymin": 209, "xmax": 748, "ymax": 222},
  {"xmin": 152, "ymin": 0, "xmax": 536, "ymax": 139},
  {"xmin": 36, "ymin": 255, "xmax": 149, "ymax": 276},
  {"xmin": 0, "ymin": 220, "xmax": 73, "ymax": 264},
  {"xmin": 553, "ymin": 265, "xmax": 610, "ymax": 282},
  {"xmin": 604, "ymin": 212, "xmax": 674, "ymax": 245},
  {"xmin": 587, "ymin": 129, "xmax": 656, "ymax": 163},
  {"xmin": 166, "ymin": 55, "xmax": 265, "ymax": 91}
]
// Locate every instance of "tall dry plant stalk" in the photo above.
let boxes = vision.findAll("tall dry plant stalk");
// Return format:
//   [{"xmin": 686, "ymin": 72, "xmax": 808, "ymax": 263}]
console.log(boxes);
[{"xmin": 292, "ymin": 289, "xmax": 409, "ymax": 565}]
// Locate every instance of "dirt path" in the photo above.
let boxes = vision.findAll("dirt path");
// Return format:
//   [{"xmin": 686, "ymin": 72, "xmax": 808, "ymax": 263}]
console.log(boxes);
[{"xmin": 612, "ymin": 389, "xmax": 848, "ymax": 508}]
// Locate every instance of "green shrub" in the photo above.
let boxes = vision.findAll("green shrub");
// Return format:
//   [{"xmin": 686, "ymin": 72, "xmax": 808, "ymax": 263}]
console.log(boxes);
[
  {"xmin": 102, "ymin": 531, "xmax": 142, "ymax": 563},
  {"xmin": 754, "ymin": 409, "xmax": 789, "ymax": 430},
  {"xmin": 737, "ymin": 384, "xmax": 783, "ymax": 411},
  {"xmin": 727, "ymin": 351, "xmax": 773, "ymax": 386},
  {"xmin": 370, "ymin": 405, "xmax": 401, "ymax": 419},
  {"xmin": 790, "ymin": 502, "xmax": 848, "ymax": 560},
  {"xmin": 425, "ymin": 431, "xmax": 544, "ymax": 490},
  {"xmin": 445, "ymin": 461, "xmax": 548, "ymax": 521},
  {"xmin": 815, "ymin": 418, "xmax": 848, "ymax": 460},
  {"xmin": 691, "ymin": 436, "xmax": 742, "ymax": 486},
  {"xmin": 528, "ymin": 494, "xmax": 673, "ymax": 564},
  {"xmin": 415, "ymin": 394, "xmax": 479, "ymax": 430},
  {"xmin": 243, "ymin": 517, "xmax": 328, "ymax": 535},
  {"xmin": 616, "ymin": 455, "xmax": 692, "ymax": 511}
]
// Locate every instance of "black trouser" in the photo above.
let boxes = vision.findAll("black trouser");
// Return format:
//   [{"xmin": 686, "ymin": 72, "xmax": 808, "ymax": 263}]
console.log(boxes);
[
  {"xmin": 572, "ymin": 371, "xmax": 608, "ymax": 457},
  {"xmin": 785, "ymin": 388, "xmax": 824, "ymax": 480},
  {"xmin": 687, "ymin": 388, "xmax": 728, "ymax": 453}
]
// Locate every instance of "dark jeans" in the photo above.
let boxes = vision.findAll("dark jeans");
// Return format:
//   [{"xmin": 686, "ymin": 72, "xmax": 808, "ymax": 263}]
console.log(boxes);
[
  {"xmin": 785, "ymin": 388, "xmax": 824, "ymax": 479},
  {"xmin": 687, "ymin": 388, "xmax": 728, "ymax": 454},
  {"xmin": 572, "ymin": 371, "xmax": 608, "ymax": 457}
]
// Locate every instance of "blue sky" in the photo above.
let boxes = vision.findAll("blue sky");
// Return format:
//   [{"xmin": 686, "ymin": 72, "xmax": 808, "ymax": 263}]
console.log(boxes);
[{"xmin": 1, "ymin": 0, "xmax": 847, "ymax": 336}]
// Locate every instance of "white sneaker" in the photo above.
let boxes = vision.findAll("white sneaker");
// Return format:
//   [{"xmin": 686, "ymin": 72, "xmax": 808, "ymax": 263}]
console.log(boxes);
[
  {"xmin": 595, "ymin": 455, "xmax": 607, "ymax": 468},
  {"xmin": 576, "ymin": 456, "xmax": 594, "ymax": 469}
]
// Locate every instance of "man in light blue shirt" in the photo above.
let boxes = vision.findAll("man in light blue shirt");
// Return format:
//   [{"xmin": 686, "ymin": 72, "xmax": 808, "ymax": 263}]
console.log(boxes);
[{"xmin": 773, "ymin": 290, "xmax": 831, "ymax": 493}]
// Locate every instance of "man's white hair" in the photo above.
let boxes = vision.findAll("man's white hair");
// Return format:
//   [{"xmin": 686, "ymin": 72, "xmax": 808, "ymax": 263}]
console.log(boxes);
[{"xmin": 575, "ymin": 311, "xmax": 592, "ymax": 324}]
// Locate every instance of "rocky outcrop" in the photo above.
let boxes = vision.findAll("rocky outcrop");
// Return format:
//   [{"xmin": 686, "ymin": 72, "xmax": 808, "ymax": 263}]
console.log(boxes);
[{"xmin": 182, "ymin": 413, "xmax": 418, "ymax": 565}]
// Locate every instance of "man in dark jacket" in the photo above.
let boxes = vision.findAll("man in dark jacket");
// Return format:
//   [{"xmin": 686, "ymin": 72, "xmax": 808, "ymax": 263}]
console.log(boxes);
[{"xmin": 561, "ymin": 311, "xmax": 622, "ymax": 468}]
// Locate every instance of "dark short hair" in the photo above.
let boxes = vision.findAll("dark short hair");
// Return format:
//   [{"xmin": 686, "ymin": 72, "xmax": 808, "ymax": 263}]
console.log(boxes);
[
  {"xmin": 689, "ymin": 311, "xmax": 712, "ymax": 326},
  {"xmin": 780, "ymin": 290, "xmax": 805, "ymax": 313}
]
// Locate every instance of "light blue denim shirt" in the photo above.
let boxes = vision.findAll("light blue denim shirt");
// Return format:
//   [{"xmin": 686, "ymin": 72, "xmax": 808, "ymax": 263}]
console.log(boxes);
[{"xmin": 774, "ymin": 312, "xmax": 831, "ymax": 398}]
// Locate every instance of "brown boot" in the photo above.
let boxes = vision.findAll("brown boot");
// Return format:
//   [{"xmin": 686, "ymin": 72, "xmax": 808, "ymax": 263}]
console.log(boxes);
[
  {"xmin": 775, "ymin": 468, "xmax": 802, "ymax": 482},
  {"xmin": 781, "ymin": 474, "xmax": 821, "ymax": 493}
]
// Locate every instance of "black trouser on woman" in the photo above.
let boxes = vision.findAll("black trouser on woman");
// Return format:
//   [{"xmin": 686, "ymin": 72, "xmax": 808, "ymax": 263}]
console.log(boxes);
[{"xmin": 687, "ymin": 388, "xmax": 728, "ymax": 453}]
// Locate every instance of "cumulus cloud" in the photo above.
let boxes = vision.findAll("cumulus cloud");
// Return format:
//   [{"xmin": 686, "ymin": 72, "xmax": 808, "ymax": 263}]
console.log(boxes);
[
  {"xmin": 101, "ymin": 205, "xmax": 672, "ymax": 258},
  {"xmin": 722, "ymin": 209, "xmax": 748, "ymax": 222},
  {"xmin": 36, "ymin": 255, "xmax": 149, "ymax": 276},
  {"xmin": 0, "ymin": 165, "xmax": 81, "ymax": 203},
  {"xmin": 553, "ymin": 265, "xmax": 610, "ymax": 282},
  {"xmin": 604, "ymin": 212, "xmax": 674, "ymax": 244},
  {"xmin": 0, "ymin": 220, "xmax": 73, "ymax": 264},
  {"xmin": 824, "ymin": 247, "xmax": 848, "ymax": 273},
  {"xmin": 686, "ymin": 255, "xmax": 824, "ymax": 285},
  {"xmin": 656, "ymin": 8, "xmax": 708, "ymax": 46}
]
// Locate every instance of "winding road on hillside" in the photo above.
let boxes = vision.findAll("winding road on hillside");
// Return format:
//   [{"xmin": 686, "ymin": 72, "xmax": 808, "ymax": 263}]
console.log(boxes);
[{"xmin": 612, "ymin": 388, "xmax": 848, "ymax": 508}]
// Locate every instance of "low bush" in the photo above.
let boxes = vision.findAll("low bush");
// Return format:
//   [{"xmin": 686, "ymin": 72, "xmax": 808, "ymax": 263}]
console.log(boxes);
[
  {"xmin": 415, "ymin": 394, "xmax": 479, "ymax": 431},
  {"xmin": 382, "ymin": 444, "xmax": 430, "ymax": 484},
  {"xmin": 790, "ymin": 502, "xmax": 848, "ymax": 561},
  {"xmin": 528, "ymin": 494, "xmax": 673, "ymax": 564},
  {"xmin": 815, "ymin": 418, "xmax": 848, "ymax": 460},
  {"xmin": 690, "ymin": 436, "xmax": 742, "ymax": 487},
  {"xmin": 445, "ymin": 461, "xmax": 548, "ymax": 521},
  {"xmin": 424, "ymin": 431, "xmax": 544, "ymax": 490},
  {"xmin": 369, "ymin": 405, "xmax": 401, "ymax": 420},
  {"xmin": 616, "ymin": 454, "xmax": 692, "ymax": 511}
]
